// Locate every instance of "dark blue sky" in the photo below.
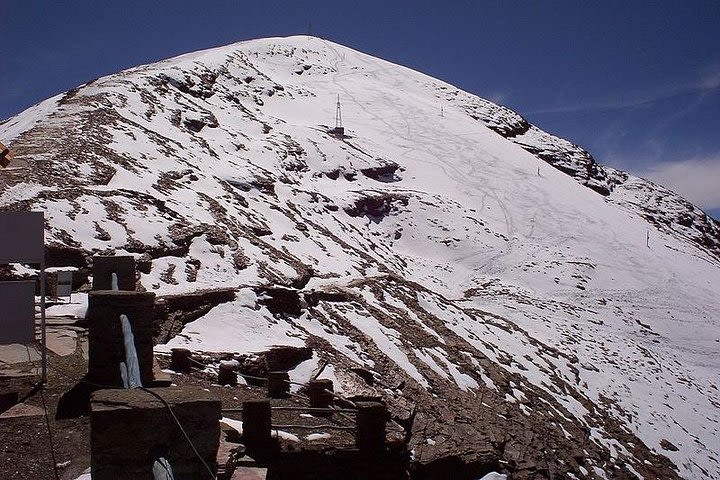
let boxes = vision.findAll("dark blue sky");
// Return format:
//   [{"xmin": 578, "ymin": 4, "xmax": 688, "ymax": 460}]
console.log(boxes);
[{"xmin": 2, "ymin": 1, "xmax": 719, "ymax": 216}]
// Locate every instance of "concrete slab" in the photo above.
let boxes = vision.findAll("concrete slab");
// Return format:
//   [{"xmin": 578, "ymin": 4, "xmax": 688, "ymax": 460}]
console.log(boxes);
[
  {"xmin": 0, "ymin": 344, "xmax": 39, "ymax": 365},
  {"xmin": 46, "ymin": 316, "xmax": 80, "ymax": 326},
  {"xmin": 46, "ymin": 329, "xmax": 78, "ymax": 356},
  {"xmin": 0, "ymin": 368, "xmax": 37, "ymax": 378},
  {"xmin": 0, "ymin": 402, "xmax": 45, "ymax": 419},
  {"xmin": 231, "ymin": 467, "xmax": 268, "ymax": 480}
]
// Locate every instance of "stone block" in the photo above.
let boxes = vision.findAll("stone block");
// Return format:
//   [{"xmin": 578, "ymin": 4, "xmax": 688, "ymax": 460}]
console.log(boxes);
[
  {"xmin": 92, "ymin": 256, "xmax": 136, "ymax": 291},
  {"xmin": 242, "ymin": 400, "xmax": 271, "ymax": 451},
  {"xmin": 356, "ymin": 401, "xmax": 387, "ymax": 452},
  {"xmin": 86, "ymin": 290, "xmax": 155, "ymax": 387},
  {"xmin": 90, "ymin": 388, "xmax": 220, "ymax": 480}
]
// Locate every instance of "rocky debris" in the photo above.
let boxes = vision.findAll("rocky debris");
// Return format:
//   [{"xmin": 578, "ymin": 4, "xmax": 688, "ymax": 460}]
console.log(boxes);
[
  {"xmin": 300, "ymin": 274, "xmax": 683, "ymax": 479},
  {"xmin": 90, "ymin": 388, "xmax": 220, "ymax": 479},
  {"xmin": 661, "ymin": 439, "xmax": 680, "ymax": 452},
  {"xmin": 289, "ymin": 265, "xmax": 314, "ymax": 289},
  {"xmin": 304, "ymin": 287, "xmax": 359, "ymax": 307},
  {"xmin": 265, "ymin": 346, "xmax": 313, "ymax": 372},
  {"xmin": 351, "ymin": 368, "xmax": 376, "ymax": 387},
  {"xmin": 153, "ymin": 287, "xmax": 237, "ymax": 343},
  {"xmin": 228, "ymin": 177, "xmax": 276, "ymax": 195},
  {"xmin": 183, "ymin": 113, "xmax": 219, "ymax": 133},
  {"xmin": 344, "ymin": 192, "xmax": 409, "ymax": 221},
  {"xmin": 360, "ymin": 161, "xmax": 402, "ymax": 183},
  {"xmin": 255, "ymin": 286, "xmax": 304, "ymax": 316},
  {"xmin": 157, "ymin": 69, "xmax": 220, "ymax": 100}
]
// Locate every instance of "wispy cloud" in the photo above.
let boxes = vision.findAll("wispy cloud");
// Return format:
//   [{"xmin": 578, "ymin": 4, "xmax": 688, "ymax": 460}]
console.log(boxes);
[
  {"xmin": 700, "ymin": 64, "xmax": 720, "ymax": 89},
  {"xmin": 639, "ymin": 155, "xmax": 720, "ymax": 210},
  {"xmin": 526, "ymin": 65, "xmax": 720, "ymax": 115},
  {"xmin": 486, "ymin": 91, "xmax": 510, "ymax": 105}
]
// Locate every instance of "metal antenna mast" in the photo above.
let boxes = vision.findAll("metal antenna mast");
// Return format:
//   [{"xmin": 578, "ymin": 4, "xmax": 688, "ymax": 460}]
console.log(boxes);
[{"xmin": 335, "ymin": 95, "xmax": 342, "ymax": 129}]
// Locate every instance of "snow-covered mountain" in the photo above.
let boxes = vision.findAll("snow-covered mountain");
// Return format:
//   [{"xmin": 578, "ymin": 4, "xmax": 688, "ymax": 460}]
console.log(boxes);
[{"xmin": 2, "ymin": 36, "xmax": 719, "ymax": 479}]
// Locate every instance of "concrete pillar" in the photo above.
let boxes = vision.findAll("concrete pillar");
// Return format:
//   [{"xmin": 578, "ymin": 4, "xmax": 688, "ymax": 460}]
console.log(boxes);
[
  {"xmin": 170, "ymin": 348, "xmax": 192, "ymax": 373},
  {"xmin": 242, "ymin": 400, "xmax": 271, "ymax": 449},
  {"xmin": 308, "ymin": 379, "xmax": 334, "ymax": 409},
  {"xmin": 218, "ymin": 362, "xmax": 237, "ymax": 386},
  {"xmin": 267, "ymin": 371, "xmax": 290, "ymax": 398},
  {"xmin": 356, "ymin": 401, "xmax": 387, "ymax": 452},
  {"xmin": 91, "ymin": 388, "xmax": 220, "ymax": 479},
  {"xmin": 92, "ymin": 255, "xmax": 136, "ymax": 291},
  {"xmin": 86, "ymin": 290, "xmax": 156, "ymax": 387}
]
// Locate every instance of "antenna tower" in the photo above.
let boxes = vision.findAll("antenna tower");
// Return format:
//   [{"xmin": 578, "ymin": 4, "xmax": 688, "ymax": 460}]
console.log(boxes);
[{"xmin": 335, "ymin": 95, "xmax": 342, "ymax": 129}]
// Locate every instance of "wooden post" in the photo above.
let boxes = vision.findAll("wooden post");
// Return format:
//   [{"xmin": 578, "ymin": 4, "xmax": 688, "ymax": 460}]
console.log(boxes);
[
  {"xmin": 218, "ymin": 362, "xmax": 237, "ymax": 386},
  {"xmin": 308, "ymin": 379, "xmax": 334, "ymax": 409},
  {"xmin": 267, "ymin": 371, "xmax": 290, "ymax": 398},
  {"xmin": 170, "ymin": 348, "xmax": 192, "ymax": 373}
]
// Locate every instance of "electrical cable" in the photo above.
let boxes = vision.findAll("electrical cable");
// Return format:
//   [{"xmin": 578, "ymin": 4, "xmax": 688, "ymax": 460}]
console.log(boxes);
[
  {"xmin": 38, "ymin": 349, "xmax": 217, "ymax": 480},
  {"xmin": 138, "ymin": 387, "xmax": 217, "ymax": 480}
]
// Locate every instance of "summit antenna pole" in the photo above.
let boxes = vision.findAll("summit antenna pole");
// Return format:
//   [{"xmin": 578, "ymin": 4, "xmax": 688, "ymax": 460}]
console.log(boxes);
[{"xmin": 335, "ymin": 95, "xmax": 342, "ymax": 130}]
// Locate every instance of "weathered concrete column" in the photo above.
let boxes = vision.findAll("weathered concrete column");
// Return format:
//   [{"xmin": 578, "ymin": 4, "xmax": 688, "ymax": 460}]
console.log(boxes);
[
  {"xmin": 356, "ymin": 401, "xmax": 387, "ymax": 452},
  {"xmin": 242, "ymin": 399, "xmax": 271, "ymax": 449},
  {"xmin": 267, "ymin": 371, "xmax": 290, "ymax": 398},
  {"xmin": 91, "ymin": 388, "xmax": 220, "ymax": 479},
  {"xmin": 92, "ymin": 255, "xmax": 136, "ymax": 291},
  {"xmin": 86, "ymin": 290, "xmax": 156, "ymax": 387},
  {"xmin": 170, "ymin": 348, "xmax": 193, "ymax": 373},
  {"xmin": 308, "ymin": 379, "xmax": 334, "ymax": 409}
]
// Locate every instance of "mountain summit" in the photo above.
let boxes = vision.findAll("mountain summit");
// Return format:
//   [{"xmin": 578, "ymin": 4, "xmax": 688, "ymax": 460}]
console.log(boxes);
[{"xmin": 2, "ymin": 36, "xmax": 719, "ymax": 478}]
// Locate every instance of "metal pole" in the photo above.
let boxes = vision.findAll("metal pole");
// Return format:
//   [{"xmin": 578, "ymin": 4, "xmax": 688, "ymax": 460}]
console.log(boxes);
[{"xmin": 40, "ymin": 256, "xmax": 47, "ymax": 384}]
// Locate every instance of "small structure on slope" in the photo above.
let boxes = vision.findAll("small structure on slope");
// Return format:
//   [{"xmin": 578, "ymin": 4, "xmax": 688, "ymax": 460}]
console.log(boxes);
[{"xmin": 329, "ymin": 95, "xmax": 345, "ymax": 137}]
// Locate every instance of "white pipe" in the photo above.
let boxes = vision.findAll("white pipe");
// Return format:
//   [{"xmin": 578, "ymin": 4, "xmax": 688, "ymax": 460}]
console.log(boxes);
[{"xmin": 120, "ymin": 314, "xmax": 142, "ymax": 388}]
